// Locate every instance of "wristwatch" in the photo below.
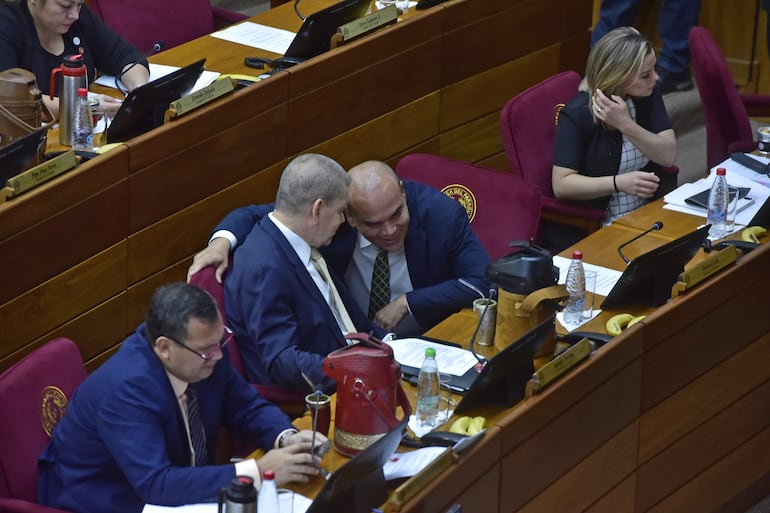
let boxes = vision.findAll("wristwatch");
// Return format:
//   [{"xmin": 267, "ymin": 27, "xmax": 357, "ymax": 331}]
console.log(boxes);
[{"xmin": 277, "ymin": 429, "xmax": 298, "ymax": 448}]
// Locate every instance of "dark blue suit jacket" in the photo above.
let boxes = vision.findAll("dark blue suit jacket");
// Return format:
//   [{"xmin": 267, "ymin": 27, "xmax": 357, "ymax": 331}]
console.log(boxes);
[
  {"xmin": 37, "ymin": 324, "xmax": 293, "ymax": 513},
  {"xmin": 224, "ymin": 215, "xmax": 375, "ymax": 393},
  {"xmin": 217, "ymin": 181, "xmax": 491, "ymax": 332}
]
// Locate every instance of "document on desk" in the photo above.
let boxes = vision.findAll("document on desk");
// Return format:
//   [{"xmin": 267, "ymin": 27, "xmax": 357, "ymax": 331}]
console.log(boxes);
[
  {"xmin": 552, "ymin": 256, "xmax": 623, "ymax": 297},
  {"xmin": 383, "ymin": 447, "xmax": 447, "ymax": 481},
  {"xmin": 94, "ymin": 64, "xmax": 220, "ymax": 93},
  {"xmin": 384, "ymin": 338, "xmax": 477, "ymax": 377},
  {"xmin": 211, "ymin": 21, "xmax": 295, "ymax": 54},
  {"xmin": 663, "ymin": 166, "xmax": 770, "ymax": 226}
]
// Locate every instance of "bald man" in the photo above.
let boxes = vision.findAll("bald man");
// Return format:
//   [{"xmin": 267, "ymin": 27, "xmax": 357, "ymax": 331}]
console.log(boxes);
[{"xmin": 190, "ymin": 160, "xmax": 491, "ymax": 337}]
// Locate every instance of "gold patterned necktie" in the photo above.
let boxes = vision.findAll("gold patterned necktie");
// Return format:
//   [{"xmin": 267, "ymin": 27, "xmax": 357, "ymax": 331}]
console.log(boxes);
[
  {"xmin": 368, "ymin": 248, "xmax": 390, "ymax": 319},
  {"xmin": 185, "ymin": 384, "xmax": 207, "ymax": 467},
  {"xmin": 310, "ymin": 249, "xmax": 357, "ymax": 333}
]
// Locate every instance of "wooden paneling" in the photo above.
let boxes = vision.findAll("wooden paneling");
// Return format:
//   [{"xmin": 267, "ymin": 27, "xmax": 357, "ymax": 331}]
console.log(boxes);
[
  {"xmin": 636, "ymin": 378, "xmax": 770, "ymax": 512},
  {"xmin": 499, "ymin": 359, "xmax": 641, "ymax": 512},
  {"xmin": 126, "ymin": 260, "xmax": 192, "ymax": 330},
  {"xmin": 0, "ymin": 242, "xmax": 127, "ymax": 370},
  {"xmin": 517, "ymin": 423, "xmax": 638, "ymax": 513},
  {"xmin": 583, "ymin": 475, "xmax": 636, "ymax": 513},
  {"xmin": 438, "ymin": 111, "xmax": 502, "ymax": 163},
  {"xmin": 639, "ymin": 332, "xmax": 770, "ymax": 464}
]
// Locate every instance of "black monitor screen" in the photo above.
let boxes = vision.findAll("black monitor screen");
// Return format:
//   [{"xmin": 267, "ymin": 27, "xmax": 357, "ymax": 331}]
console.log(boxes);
[
  {"xmin": 284, "ymin": 0, "xmax": 372, "ymax": 61},
  {"xmin": 601, "ymin": 224, "xmax": 710, "ymax": 309},
  {"xmin": 0, "ymin": 127, "xmax": 48, "ymax": 184},
  {"xmin": 454, "ymin": 315, "xmax": 554, "ymax": 414},
  {"xmin": 306, "ymin": 417, "xmax": 407, "ymax": 513},
  {"xmin": 106, "ymin": 59, "xmax": 205, "ymax": 143}
]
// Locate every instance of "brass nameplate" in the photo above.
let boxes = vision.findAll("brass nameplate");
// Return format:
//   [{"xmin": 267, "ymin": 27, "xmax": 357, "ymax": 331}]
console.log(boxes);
[
  {"xmin": 526, "ymin": 338, "xmax": 593, "ymax": 397},
  {"xmin": 5, "ymin": 151, "xmax": 77, "ymax": 196},
  {"xmin": 389, "ymin": 447, "xmax": 453, "ymax": 509},
  {"xmin": 167, "ymin": 78, "xmax": 234, "ymax": 119},
  {"xmin": 338, "ymin": 5, "xmax": 398, "ymax": 41},
  {"xmin": 672, "ymin": 245, "xmax": 739, "ymax": 297}
]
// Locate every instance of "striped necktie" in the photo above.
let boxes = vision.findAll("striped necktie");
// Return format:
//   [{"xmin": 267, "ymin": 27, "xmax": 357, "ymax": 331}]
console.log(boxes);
[
  {"xmin": 185, "ymin": 384, "xmax": 207, "ymax": 466},
  {"xmin": 310, "ymin": 249, "xmax": 357, "ymax": 333},
  {"xmin": 368, "ymin": 248, "xmax": 390, "ymax": 319}
]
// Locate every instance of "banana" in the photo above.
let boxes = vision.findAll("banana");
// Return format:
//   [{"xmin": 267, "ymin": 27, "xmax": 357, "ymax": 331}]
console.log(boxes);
[
  {"xmin": 466, "ymin": 416, "xmax": 486, "ymax": 435},
  {"xmin": 741, "ymin": 226, "xmax": 767, "ymax": 243},
  {"xmin": 605, "ymin": 313, "xmax": 634, "ymax": 336},
  {"xmin": 449, "ymin": 416, "xmax": 471, "ymax": 435},
  {"xmin": 626, "ymin": 315, "xmax": 646, "ymax": 329}
]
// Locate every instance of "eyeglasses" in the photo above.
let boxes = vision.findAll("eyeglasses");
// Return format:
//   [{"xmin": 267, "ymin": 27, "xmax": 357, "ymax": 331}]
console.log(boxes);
[{"xmin": 167, "ymin": 326, "xmax": 233, "ymax": 361}]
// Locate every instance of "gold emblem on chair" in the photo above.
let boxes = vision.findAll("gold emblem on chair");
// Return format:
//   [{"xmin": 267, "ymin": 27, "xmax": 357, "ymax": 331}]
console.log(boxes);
[
  {"xmin": 441, "ymin": 184, "xmax": 476, "ymax": 222},
  {"xmin": 40, "ymin": 386, "xmax": 68, "ymax": 437}
]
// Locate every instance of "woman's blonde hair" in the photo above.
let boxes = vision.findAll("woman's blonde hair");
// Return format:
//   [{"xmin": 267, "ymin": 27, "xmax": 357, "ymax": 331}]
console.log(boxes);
[{"xmin": 581, "ymin": 26, "xmax": 653, "ymax": 100}]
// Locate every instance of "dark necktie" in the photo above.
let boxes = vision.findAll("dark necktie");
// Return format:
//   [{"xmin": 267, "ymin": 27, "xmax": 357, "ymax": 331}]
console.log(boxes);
[
  {"xmin": 368, "ymin": 248, "xmax": 390, "ymax": 319},
  {"xmin": 185, "ymin": 384, "xmax": 207, "ymax": 466}
]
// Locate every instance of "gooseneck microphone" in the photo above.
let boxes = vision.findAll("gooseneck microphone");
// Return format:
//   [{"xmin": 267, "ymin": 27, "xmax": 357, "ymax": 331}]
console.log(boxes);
[
  {"xmin": 458, "ymin": 279, "xmax": 496, "ymax": 367},
  {"xmin": 115, "ymin": 40, "xmax": 165, "ymax": 95},
  {"xmin": 617, "ymin": 221, "xmax": 664, "ymax": 264},
  {"xmin": 294, "ymin": 0, "xmax": 306, "ymax": 20}
]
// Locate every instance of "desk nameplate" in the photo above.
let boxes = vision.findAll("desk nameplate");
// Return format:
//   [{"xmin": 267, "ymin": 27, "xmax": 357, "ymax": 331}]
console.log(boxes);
[
  {"xmin": 0, "ymin": 151, "xmax": 77, "ymax": 203},
  {"xmin": 333, "ymin": 5, "xmax": 398, "ymax": 47},
  {"xmin": 672, "ymin": 244, "xmax": 739, "ymax": 298},
  {"xmin": 165, "ymin": 78, "xmax": 234, "ymax": 121},
  {"xmin": 525, "ymin": 338, "xmax": 593, "ymax": 397}
]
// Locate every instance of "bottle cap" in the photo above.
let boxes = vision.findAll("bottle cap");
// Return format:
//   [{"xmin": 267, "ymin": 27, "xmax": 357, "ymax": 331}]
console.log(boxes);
[
  {"xmin": 425, "ymin": 347, "xmax": 436, "ymax": 358},
  {"xmin": 716, "ymin": 167, "xmax": 726, "ymax": 176},
  {"xmin": 262, "ymin": 469, "xmax": 275, "ymax": 480},
  {"xmin": 77, "ymin": 87, "xmax": 88, "ymax": 97},
  {"xmin": 571, "ymin": 250, "xmax": 583, "ymax": 259}
]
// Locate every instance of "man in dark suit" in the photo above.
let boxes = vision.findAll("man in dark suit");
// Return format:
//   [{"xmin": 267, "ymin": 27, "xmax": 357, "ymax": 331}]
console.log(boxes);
[
  {"xmin": 189, "ymin": 160, "xmax": 491, "ymax": 337},
  {"xmin": 38, "ymin": 282, "xmax": 323, "ymax": 513},
  {"xmin": 224, "ymin": 154, "xmax": 376, "ymax": 394}
]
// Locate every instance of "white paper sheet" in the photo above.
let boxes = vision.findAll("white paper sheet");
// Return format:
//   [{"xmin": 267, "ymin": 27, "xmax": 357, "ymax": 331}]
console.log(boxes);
[
  {"xmin": 210, "ymin": 21, "xmax": 296, "ymax": 54},
  {"xmin": 384, "ymin": 338, "xmax": 478, "ymax": 377},
  {"xmin": 94, "ymin": 63, "xmax": 220, "ymax": 94},
  {"xmin": 383, "ymin": 447, "xmax": 446, "ymax": 480}
]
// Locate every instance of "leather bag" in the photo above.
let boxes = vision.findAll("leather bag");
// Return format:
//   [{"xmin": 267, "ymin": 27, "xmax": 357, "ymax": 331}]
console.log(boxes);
[
  {"xmin": 322, "ymin": 333, "xmax": 411, "ymax": 456},
  {"xmin": 0, "ymin": 68, "xmax": 53, "ymax": 163}
]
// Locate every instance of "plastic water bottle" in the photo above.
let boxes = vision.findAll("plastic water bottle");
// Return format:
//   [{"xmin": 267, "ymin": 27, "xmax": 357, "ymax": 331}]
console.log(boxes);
[
  {"xmin": 71, "ymin": 87, "xmax": 93, "ymax": 151},
  {"xmin": 563, "ymin": 250, "xmax": 586, "ymax": 325},
  {"xmin": 706, "ymin": 167, "xmax": 729, "ymax": 239},
  {"xmin": 416, "ymin": 347, "xmax": 440, "ymax": 429},
  {"xmin": 257, "ymin": 469, "xmax": 278, "ymax": 513}
]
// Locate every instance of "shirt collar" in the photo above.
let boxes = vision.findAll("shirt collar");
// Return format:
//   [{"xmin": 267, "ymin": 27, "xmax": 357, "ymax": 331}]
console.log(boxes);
[
  {"xmin": 269, "ymin": 211, "xmax": 313, "ymax": 265},
  {"xmin": 166, "ymin": 370, "xmax": 188, "ymax": 400}
]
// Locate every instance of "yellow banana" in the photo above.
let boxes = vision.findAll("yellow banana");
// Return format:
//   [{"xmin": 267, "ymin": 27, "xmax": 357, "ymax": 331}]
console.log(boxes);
[
  {"xmin": 626, "ymin": 315, "xmax": 646, "ymax": 329},
  {"xmin": 449, "ymin": 416, "xmax": 471, "ymax": 434},
  {"xmin": 605, "ymin": 313, "xmax": 634, "ymax": 336},
  {"xmin": 741, "ymin": 226, "xmax": 767, "ymax": 243},
  {"xmin": 466, "ymin": 416, "xmax": 486, "ymax": 436}
]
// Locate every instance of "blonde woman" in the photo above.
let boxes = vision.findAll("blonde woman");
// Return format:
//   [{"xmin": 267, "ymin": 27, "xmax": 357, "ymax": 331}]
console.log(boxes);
[{"xmin": 552, "ymin": 27, "xmax": 676, "ymax": 224}]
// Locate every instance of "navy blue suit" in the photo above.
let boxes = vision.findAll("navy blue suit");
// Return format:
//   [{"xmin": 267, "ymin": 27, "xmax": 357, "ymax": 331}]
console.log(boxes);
[
  {"xmin": 38, "ymin": 324, "xmax": 294, "ymax": 513},
  {"xmin": 217, "ymin": 181, "xmax": 491, "ymax": 333},
  {"xmin": 225, "ymin": 215, "xmax": 375, "ymax": 393}
]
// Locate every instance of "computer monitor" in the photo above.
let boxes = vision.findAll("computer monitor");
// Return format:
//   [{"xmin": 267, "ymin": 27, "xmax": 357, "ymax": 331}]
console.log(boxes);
[
  {"xmin": 106, "ymin": 59, "xmax": 206, "ymax": 143},
  {"xmin": 284, "ymin": 0, "xmax": 372, "ymax": 61},
  {"xmin": 306, "ymin": 417, "xmax": 408, "ymax": 513},
  {"xmin": 0, "ymin": 127, "xmax": 48, "ymax": 185},
  {"xmin": 600, "ymin": 224, "xmax": 710, "ymax": 309},
  {"xmin": 454, "ymin": 315, "xmax": 554, "ymax": 414}
]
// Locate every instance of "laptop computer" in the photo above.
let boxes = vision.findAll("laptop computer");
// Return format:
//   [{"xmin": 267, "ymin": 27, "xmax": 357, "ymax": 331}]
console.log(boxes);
[
  {"xmin": 106, "ymin": 59, "xmax": 206, "ymax": 143},
  {"xmin": 283, "ymin": 0, "xmax": 372, "ymax": 61},
  {"xmin": 0, "ymin": 127, "xmax": 48, "ymax": 185},
  {"xmin": 306, "ymin": 417, "xmax": 407, "ymax": 513}
]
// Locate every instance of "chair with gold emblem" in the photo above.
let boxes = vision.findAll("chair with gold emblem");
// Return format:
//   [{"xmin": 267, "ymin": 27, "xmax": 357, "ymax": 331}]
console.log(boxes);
[{"xmin": 0, "ymin": 337, "xmax": 86, "ymax": 513}]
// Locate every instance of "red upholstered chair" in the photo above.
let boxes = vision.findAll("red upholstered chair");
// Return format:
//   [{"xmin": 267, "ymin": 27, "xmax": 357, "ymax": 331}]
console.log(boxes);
[
  {"xmin": 0, "ymin": 338, "xmax": 86, "ymax": 513},
  {"xmin": 189, "ymin": 265, "xmax": 306, "ymax": 418},
  {"xmin": 394, "ymin": 153, "xmax": 542, "ymax": 260},
  {"xmin": 500, "ymin": 71, "xmax": 606, "ymax": 237},
  {"xmin": 88, "ymin": 0, "xmax": 248, "ymax": 53},
  {"xmin": 689, "ymin": 26, "xmax": 770, "ymax": 169}
]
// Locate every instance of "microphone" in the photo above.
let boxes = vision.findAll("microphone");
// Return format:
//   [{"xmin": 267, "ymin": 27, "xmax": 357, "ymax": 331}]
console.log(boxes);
[
  {"xmin": 458, "ymin": 279, "xmax": 496, "ymax": 367},
  {"xmin": 617, "ymin": 221, "xmax": 664, "ymax": 264},
  {"xmin": 294, "ymin": 0, "xmax": 306, "ymax": 20},
  {"xmin": 115, "ymin": 40, "xmax": 164, "ymax": 95}
]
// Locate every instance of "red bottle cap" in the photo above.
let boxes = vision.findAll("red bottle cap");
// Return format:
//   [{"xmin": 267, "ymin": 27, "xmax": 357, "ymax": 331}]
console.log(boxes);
[
  {"xmin": 716, "ymin": 167, "xmax": 726, "ymax": 176},
  {"xmin": 77, "ymin": 87, "xmax": 88, "ymax": 97},
  {"xmin": 262, "ymin": 470, "xmax": 275, "ymax": 480},
  {"xmin": 571, "ymin": 250, "xmax": 583, "ymax": 259}
]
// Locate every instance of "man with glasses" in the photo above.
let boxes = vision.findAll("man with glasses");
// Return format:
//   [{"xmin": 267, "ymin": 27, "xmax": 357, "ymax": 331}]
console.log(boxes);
[{"xmin": 38, "ymin": 282, "xmax": 324, "ymax": 513}]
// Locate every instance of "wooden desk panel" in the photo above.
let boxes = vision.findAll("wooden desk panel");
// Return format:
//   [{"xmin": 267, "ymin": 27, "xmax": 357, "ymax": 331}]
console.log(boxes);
[
  {"xmin": 584, "ymin": 475, "xmax": 637, "ymax": 513},
  {"xmin": 612, "ymin": 199, "xmax": 704, "ymax": 239}
]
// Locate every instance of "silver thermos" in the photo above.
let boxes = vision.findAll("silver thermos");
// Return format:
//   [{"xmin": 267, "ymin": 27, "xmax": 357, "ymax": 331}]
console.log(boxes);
[
  {"xmin": 217, "ymin": 476, "xmax": 257, "ymax": 513},
  {"xmin": 50, "ymin": 54, "xmax": 87, "ymax": 146}
]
